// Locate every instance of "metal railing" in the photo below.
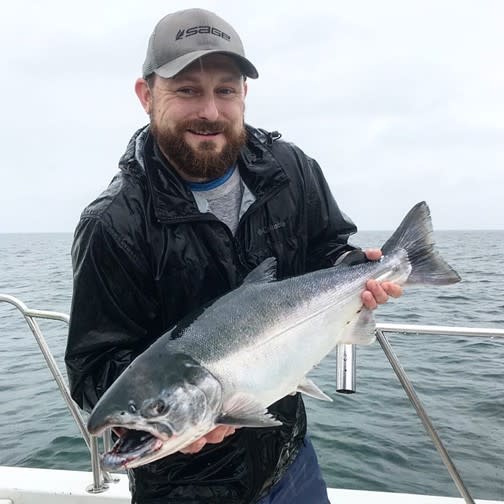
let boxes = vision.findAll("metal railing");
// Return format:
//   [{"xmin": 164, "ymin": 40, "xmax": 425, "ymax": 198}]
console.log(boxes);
[
  {"xmin": 0, "ymin": 294, "xmax": 113, "ymax": 494},
  {"xmin": 1, "ymin": 293, "xmax": 503, "ymax": 502}
]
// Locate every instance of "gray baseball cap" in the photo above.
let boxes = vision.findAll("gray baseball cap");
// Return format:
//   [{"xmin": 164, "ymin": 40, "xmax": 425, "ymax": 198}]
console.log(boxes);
[{"xmin": 142, "ymin": 8, "xmax": 259, "ymax": 79}]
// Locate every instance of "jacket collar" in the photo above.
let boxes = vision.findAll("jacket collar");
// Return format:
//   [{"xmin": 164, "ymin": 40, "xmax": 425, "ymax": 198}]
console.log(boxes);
[{"xmin": 120, "ymin": 124, "xmax": 289, "ymax": 224}]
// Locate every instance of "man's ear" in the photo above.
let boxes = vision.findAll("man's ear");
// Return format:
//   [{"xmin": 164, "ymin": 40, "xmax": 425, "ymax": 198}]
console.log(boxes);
[{"xmin": 135, "ymin": 78, "xmax": 152, "ymax": 114}]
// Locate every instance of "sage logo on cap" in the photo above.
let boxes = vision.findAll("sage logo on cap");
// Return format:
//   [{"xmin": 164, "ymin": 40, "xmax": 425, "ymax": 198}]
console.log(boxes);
[{"xmin": 175, "ymin": 26, "xmax": 231, "ymax": 42}]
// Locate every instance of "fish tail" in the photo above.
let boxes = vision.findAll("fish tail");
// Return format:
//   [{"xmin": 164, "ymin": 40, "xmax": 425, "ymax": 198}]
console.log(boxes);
[{"xmin": 381, "ymin": 202, "xmax": 461, "ymax": 285}]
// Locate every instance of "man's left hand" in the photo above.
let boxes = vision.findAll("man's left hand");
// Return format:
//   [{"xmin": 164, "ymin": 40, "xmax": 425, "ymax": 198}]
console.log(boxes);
[{"xmin": 361, "ymin": 249, "xmax": 403, "ymax": 309}]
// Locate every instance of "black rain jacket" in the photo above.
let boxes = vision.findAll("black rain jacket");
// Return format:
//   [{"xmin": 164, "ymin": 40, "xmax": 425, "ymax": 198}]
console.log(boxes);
[{"xmin": 65, "ymin": 124, "xmax": 357, "ymax": 503}]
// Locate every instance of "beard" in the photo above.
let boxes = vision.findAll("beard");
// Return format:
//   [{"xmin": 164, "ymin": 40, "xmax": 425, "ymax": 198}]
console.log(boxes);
[{"xmin": 150, "ymin": 118, "xmax": 247, "ymax": 180}]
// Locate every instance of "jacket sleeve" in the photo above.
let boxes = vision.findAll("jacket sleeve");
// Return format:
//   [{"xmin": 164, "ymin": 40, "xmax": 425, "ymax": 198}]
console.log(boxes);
[
  {"xmin": 302, "ymin": 153, "xmax": 358, "ymax": 271},
  {"xmin": 65, "ymin": 216, "xmax": 158, "ymax": 412}
]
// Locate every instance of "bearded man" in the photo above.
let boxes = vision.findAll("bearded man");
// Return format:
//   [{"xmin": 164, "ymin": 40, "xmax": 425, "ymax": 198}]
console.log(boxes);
[{"xmin": 65, "ymin": 8, "xmax": 401, "ymax": 504}]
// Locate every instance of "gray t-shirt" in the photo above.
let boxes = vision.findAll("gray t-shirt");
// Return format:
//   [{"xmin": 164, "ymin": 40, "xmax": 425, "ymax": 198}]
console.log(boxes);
[{"xmin": 188, "ymin": 167, "xmax": 244, "ymax": 235}]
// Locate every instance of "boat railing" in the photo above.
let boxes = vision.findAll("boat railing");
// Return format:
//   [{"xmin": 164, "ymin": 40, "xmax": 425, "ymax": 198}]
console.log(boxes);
[
  {"xmin": 1, "ymin": 293, "xmax": 503, "ymax": 503},
  {"xmin": 0, "ymin": 294, "xmax": 115, "ymax": 493}
]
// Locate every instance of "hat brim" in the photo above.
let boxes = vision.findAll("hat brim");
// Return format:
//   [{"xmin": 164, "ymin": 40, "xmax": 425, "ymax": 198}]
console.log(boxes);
[{"xmin": 150, "ymin": 49, "xmax": 259, "ymax": 79}]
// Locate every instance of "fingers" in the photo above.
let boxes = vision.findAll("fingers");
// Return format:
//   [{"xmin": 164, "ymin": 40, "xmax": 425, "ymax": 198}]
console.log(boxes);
[
  {"xmin": 361, "ymin": 280, "xmax": 403, "ymax": 309},
  {"xmin": 179, "ymin": 426, "xmax": 237, "ymax": 454},
  {"xmin": 205, "ymin": 426, "xmax": 236, "ymax": 443},
  {"xmin": 361, "ymin": 289, "xmax": 378, "ymax": 310},
  {"xmin": 364, "ymin": 248, "xmax": 382, "ymax": 261},
  {"xmin": 363, "ymin": 279, "xmax": 388, "ymax": 308},
  {"xmin": 180, "ymin": 437, "xmax": 207, "ymax": 454},
  {"xmin": 382, "ymin": 281, "xmax": 403, "ymax": 298},
  {"xmin": 360, "ymin": 248, "xmax": 403, "ymax": 309}
]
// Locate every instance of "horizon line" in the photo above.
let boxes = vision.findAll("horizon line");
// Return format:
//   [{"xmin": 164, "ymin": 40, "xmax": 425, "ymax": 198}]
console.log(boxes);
[{"xmin": 1, "ymin": 229, "xmax": 503, "ymax": 235}]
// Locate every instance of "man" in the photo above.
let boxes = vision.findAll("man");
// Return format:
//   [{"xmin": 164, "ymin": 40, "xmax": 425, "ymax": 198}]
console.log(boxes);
[{"xmin": 65, "ymin": 8, "xmax": 401, "ymax": 504}]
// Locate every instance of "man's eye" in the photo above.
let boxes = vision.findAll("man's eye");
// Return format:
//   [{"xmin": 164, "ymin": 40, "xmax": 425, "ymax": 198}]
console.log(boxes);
[
  {"xmin": 177, "ymin": 88, "xmax": 196, "ymax": 96},
  {"xmin": 218, "ymin": 88, "xmax": 236, "ymax": 97}
]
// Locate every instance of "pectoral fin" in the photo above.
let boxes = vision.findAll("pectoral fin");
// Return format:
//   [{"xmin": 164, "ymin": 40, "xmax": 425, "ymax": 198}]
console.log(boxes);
[{"xmin": 217, "ymin": 393, "xmax": 282, "ymax": 428}]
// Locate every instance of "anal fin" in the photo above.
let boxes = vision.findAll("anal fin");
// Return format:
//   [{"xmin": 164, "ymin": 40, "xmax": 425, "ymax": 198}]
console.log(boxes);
[
  {"xmin": 341, "ymin": 307, "xmax": 376, "ymax": 345},
  {"xmin": 297, "ymin": 377, "xmax": 332, "ymax": 402}
]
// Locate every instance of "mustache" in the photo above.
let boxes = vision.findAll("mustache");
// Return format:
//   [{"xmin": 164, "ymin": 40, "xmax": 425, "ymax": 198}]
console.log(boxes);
[{"xmin": 176, "ymin": 119, "xmax": 230, "ymax": 135}]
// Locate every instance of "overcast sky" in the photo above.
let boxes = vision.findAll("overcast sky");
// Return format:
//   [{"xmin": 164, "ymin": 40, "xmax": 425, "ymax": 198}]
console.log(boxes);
[{"xmin": 1, "ymin": 0, "xmax": 503, "ymax": 233}]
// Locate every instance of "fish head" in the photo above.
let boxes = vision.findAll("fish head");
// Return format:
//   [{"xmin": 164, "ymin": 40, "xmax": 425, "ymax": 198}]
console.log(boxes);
[{"xmin": 86, "ymin": 351, "xmax": 223, "ymax": 470}]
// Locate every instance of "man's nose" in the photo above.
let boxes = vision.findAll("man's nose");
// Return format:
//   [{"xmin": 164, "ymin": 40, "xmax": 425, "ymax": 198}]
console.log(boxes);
[{"xmin": 197, "ymin": 94, "xmax": 219, "ymax": 122}]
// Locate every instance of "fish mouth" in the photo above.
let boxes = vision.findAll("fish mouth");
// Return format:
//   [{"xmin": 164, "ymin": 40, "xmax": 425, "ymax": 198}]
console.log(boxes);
[{"xmin": 101, "ymin": 426, "xmax": 169, "ymax": 470}]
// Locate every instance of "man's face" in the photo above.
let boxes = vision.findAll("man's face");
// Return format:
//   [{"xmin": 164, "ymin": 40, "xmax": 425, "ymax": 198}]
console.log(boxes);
[{"xmin": 145, "ymin": 54, "xmax": 247, "ymax": 181}]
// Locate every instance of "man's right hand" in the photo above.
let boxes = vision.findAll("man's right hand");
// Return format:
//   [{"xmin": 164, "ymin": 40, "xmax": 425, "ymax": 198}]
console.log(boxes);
[{"xmin": 180, "ymin": 425, "xmax": 237, "ymax": 454}]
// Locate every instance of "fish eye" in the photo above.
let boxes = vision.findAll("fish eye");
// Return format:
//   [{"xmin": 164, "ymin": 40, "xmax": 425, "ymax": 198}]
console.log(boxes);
[
  {"xmin": 128, "ymin": 400, "xmax": 137, "ymax": 413},
  {"xmin": 150, "ymin": 399, "xmax": 169, "ymax": 416}
]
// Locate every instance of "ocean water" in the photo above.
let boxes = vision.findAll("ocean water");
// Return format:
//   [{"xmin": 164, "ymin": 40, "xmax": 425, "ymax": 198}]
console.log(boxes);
[{"xmin": 0, "ymin": 230, "xmax": 503, "ymax": 501}]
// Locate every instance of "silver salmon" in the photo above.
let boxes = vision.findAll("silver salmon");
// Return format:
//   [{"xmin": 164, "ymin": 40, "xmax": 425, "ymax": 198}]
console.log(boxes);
[{"xmin": 86, "ymin": 201, "xmax": 460, "ymax": 470}]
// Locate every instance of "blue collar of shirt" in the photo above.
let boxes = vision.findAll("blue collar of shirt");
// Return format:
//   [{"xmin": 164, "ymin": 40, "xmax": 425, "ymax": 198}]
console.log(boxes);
[{"xmin": 186, "ymin": 166, "xmax": 236, "ymax": 192}]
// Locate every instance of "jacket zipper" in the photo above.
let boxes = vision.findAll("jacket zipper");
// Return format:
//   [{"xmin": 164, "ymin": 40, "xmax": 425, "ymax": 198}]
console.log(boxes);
[{"xmin": 156, "ymin": 178, "xmax": 289, "ymax": 278}]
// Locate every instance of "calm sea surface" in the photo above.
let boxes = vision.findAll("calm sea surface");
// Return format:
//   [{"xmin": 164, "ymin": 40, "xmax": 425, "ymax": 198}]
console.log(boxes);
[{"xmin": 0, "ymin": 231, "xmax": 503, "ymax": 500}]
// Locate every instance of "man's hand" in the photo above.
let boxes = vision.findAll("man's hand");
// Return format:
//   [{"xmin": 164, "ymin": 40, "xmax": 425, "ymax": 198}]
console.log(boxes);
[
  {"xmin": 180, "ymin": 425, "xmax": 237, "ymax": 454},
  {"xmin": 361, "ymin": 248, "xmax": 403, "ymax": 309}
]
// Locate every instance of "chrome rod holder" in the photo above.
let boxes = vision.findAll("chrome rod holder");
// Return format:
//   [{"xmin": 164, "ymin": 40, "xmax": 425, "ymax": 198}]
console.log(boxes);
[{"xmin": 336, "ymin": 344, "xmax": 356, "ymax": 393}]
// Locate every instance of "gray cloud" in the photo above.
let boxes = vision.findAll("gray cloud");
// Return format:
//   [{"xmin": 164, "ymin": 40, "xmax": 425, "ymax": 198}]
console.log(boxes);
[{"xmin": 1, "ymin": 0, "xmax": 503, "ymax": 232}]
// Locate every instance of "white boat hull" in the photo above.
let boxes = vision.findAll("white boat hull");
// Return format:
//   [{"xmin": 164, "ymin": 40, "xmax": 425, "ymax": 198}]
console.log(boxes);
[{"xmin": 0, "ymin": 466, "xmax": 502, "ymax": 504}]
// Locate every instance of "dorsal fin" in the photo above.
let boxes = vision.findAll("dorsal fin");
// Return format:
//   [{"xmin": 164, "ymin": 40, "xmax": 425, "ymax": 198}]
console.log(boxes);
[{"xmin": 243, "ymin": 257, "xmax": 278, "ymax": 284}]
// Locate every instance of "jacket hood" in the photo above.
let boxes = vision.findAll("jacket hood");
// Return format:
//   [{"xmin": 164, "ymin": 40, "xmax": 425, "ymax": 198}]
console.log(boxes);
[{"xmin": 118, "ymin": 125, "xmax": 150, "ymax": 176}]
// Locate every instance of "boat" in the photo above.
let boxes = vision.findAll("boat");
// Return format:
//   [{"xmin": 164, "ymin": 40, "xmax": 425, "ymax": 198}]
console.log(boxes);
[{"xmin": 0, "ymin": 293, "xmax": 502, "ymax": 504}]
